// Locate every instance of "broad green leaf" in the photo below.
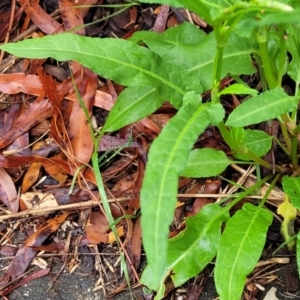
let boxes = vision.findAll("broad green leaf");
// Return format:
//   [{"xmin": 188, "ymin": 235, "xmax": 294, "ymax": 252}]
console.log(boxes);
[
  {"xmin": 215, "ymin": 203, "xmax": 273, "ymax": 300},
  {"xmin": 282, "ymin": 176, "xmax": 300, "ymax": 210},
  {"xmin": 287, "ymin": 24, "xmax": 300, "ymax": 87},
  {"xmin": 226, "ymin": 87, "xmax": 297, "ymax": 127},
  {"xmin": 181, "ymin": 148, "xmax": 231, "ymax": 178},
  {"xmin": 234, "ymin": 129, "xmax": 272, "ymax": 161},
  {"xmin": 103, "ymin": 86, "xmax": 161, "ymax": 132},
  {"xmin": 0, "ymin": 34, "xmax": 202, "ymax": 109},
  {"xmin": 277, "ymin": 195, "xmax": 296, "ymax": 250},
  {"xmin": 167, "ymin": 204, "xmax": 229, "ymax": 287},
  {"xmin": 140, "ymin": 99, "xmax": 224, "ymax": 290},
  {"xmin": 130, "ymin": 22, "xmax": 207, "ymax": 45},
  {"xmin": 206, "ymin": 102, "xmax": 225, "ymax": 125},
  {"xmin": 218, "ymin": 83, "xmax": 258, "ymax": 96},
  {"xmin": 132, "ymin": 30, "xmax": 256, "ymax": 91}
]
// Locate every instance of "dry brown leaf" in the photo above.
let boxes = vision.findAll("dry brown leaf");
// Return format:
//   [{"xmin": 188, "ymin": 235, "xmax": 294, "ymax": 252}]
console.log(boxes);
[
  {"xmin": 86, "ymin": 211, "xmax": 109, "ymax": 244},
  {"xmin": 67, "ymin": 67, "xmax": 96, "ymax": 165},
  {"xmin": 0, "ymin": 213, "xmax": 69, "ymax": 288},
  {"xmin": 59, "ymin": 0, "xmax": 85, "ymax": 35},
  {"xmin": 19, "ymin": 0, "xmax": 63, "ymax": 34},
  {"xmin": 0, "ymin": 99, "xmax": 52, "ymax": 149},
  {"xmin": 0, "ymin": 73, "xmax": 43, "ymax": 95},
  {"xmin": 21, "ymin": 141, "xmax": 46, "ymax": 193},
  {"xmin": 0, "ymin": 167, "xmax": 18, "ymax": 212}
]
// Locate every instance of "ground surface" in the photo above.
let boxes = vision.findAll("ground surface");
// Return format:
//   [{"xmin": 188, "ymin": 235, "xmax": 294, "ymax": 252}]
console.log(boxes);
[{"xmin": 0, "ymin": 0, "xmax": 300, "ymax": 299}]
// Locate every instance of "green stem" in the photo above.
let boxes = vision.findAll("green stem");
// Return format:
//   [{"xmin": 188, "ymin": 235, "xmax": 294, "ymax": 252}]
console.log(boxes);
[
  {"xmin": 257, "ymin": 26, "xmax": 277, "ymax": 90},
  {"xmin": 291, "ymin": 135, "xmax": 299, "ymax": 170},
  {"xmin": 276, "ymin": 26, "xmax": 287, "ymax": 86},
  {"xmin": 211, "ymin": 44, "xmax": 224, "ymax": 104},
  {"xmin": 222, "ymin": 174, "xmax": 274, "ymax": 211},
  {"xmin": 218, "ymin": 122, "xmax": 285, "ymax": 173}
]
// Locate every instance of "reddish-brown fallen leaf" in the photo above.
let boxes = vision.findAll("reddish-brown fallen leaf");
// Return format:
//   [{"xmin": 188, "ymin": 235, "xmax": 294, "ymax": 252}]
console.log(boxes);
[
  {"xmin": 0, "ymin": 74, "xmax": 113, "ymax": 110},
  {"xmin": 152, "ymin": 5, "xmax": 169, "ymax": 33},
  {"xmin": 86, "ymin": 211, "xmax": 109, "ymax": 244},
  {"xmin": 112, "ymin": 173, "xmax": 137, "ymax": 197},
  {"xmin": 41, "ymin": 155, "xmax": 69, "ymax": 183},
  {"xmin": 19, "ymin": 0, "xmax": 63, "ymax": 34},
  {"xmin": 188, "ymin": 179, "xmax": 221, "ymax": 216},
  {"xmin": 67, "ymin": 67, "xmax": 96, "ymax": 165},
  {"xmin": 102, "ymin": 156, "xmax": 133, "ymax": 182},
  {"xmin": 0, "ymin": 268, "xmax": 50, "ymax": 297},
  {"xmin": 59, "ymin": 0, "xmax": 85, "ymax": 35},
  {"xmin": 0, "ymin": 213, "xmax": 69, "ymax": 288},
  {"xmin": 0, "ymin": 98, "xmax": 52, "ymax": 149},
  {"xmin": 75, "ymin": 0, "xmax": 99, "ymax": 18},
  {"xmin": 0, "ymin": 167, "xmax": 18, "ymax": 212},
  {"xmin": 21, "ymin": 161, "xmax": 42, "ymax": 193},
  {"xmin": 131, "ymin": 217, "xmax": 142, "ymax": 270},
  {"xmin": 2, "ymin": 96, "xmax": 21, "ymax": 135},
  {"xmin": 132, "ymin": 117, "xmax": 161, "ymax": 140},
  {"xmin": 0, "ymin": 73, "xmax": 43, "ymax": 95},
  {"xmin": 98, "ymin": 135, "xmax": 140, "ymax": 152},
  {"xmin": 21, "ymin": 141, "xmax": 46, "ymax": 193},
  {"xmin": 0, "ymin": 3, "xmax": 23, "ymax": 42}
]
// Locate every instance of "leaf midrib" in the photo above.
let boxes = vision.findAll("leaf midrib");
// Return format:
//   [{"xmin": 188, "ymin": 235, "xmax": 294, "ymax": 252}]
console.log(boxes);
[
  {"xmin": 153, "ymin": 105, "xmax": 207, "ymax": 275},
  {"xmin": 22, "ymin": 43, "xmax": 187, "ymax": 97}
]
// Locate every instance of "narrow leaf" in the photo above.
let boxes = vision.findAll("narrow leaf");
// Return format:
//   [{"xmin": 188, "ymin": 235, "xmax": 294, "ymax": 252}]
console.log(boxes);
[
  {"xmin": 0, "ymin": 34, "xmax": 202, "ymax": 109},
  {"xmin": 226, "ymin": 87, "xmax": 297, "ymax": 127},
  {"xmin": 141, "ymin": 98, "xmax": 224, "ymax": 290},
  {"xmin": 181, "ymin": 148, "xmax": 231, "ymax": 178},
  {"xmin": 103, "ymin": 86, "xmax": 161, "ymax": 132},
  {"xmin": 215, "ymin": 203, "xmax": 272, "ymax": 300},
  {"xmin": 219, "ymin": 83, "xmax": 258, "ymax": 96},
  {"xmin": 282, "ymin": 176, "xmax": 300, "ymax": 210}
]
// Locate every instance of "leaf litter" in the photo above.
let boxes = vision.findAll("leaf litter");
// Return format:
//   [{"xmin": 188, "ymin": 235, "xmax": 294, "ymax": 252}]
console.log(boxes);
[{"xmin": 0, "ymin": 0, "xmax": 296, "ymax": 299}]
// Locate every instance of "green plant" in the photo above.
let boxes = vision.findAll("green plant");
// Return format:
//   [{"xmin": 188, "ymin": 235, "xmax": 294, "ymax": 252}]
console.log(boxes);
[{"xmin": 2, "ymin": 0, "xmax": 300, "ymax": 299}]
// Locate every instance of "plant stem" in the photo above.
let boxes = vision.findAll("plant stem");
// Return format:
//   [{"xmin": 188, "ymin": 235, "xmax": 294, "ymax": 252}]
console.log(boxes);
[
  {"xmin": 276, "ymin": 26, "xmax": 287, "ymax": 86},
  {"xmin": 257, "ymin": 26, "xmax": 277, "ymax": 90},
  {"xmin": 222, "ymin": 174, "xmax": 274, "ymax": 211},
  {"xmin": 211, "ymin": 45, "xmax": 224, "ymax": 104},
  {"xmin": 291, "ymin": 135, "xmax": 299, "ymax": 170},
  {"xmin": 218, "ymin": 122, "xmax": 286, "ymax": 173}
]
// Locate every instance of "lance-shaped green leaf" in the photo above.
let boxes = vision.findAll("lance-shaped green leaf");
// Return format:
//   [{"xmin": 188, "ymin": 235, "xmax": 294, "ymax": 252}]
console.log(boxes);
[
  {"xmin": 181, "ymin": 148, "xmax": 231, "ymax": 178},
  {"xmin": 131, "ymin": 28, "xmax": 255, "ymax": 91},
  {"xmin": 167, "ymin": 204, "xmax": 229, "ymax": 287},
  {"xmin": 140, "ymin": 95, "xmax": 224, "ymax": 290},
  {"xmin": 103, "ymin": 86, "xmax": 161, "ymax": 132},
  {"xmin": 226, "ymin": 87, "xmax": 297, "ymax": 127},
  {"xmin": 0, "ymin": 34, "xmax": 202, "ymax": 109},
  {"xmin": 215, "ymin": 203, "xmax": 273, "ymax": 300},
  {"xmin": 218, "ymin": 83, "xmax": 258, "ymax": 96},
  {"xmin": 282, "ymin": 176, "xmax": 300, "ymax": 210}
]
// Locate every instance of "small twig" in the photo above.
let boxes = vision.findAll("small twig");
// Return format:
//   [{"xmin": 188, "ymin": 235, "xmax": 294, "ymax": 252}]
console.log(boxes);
[{"xmin": 0, "ymin": 197, "xmax": 130, "ymax": 221}]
